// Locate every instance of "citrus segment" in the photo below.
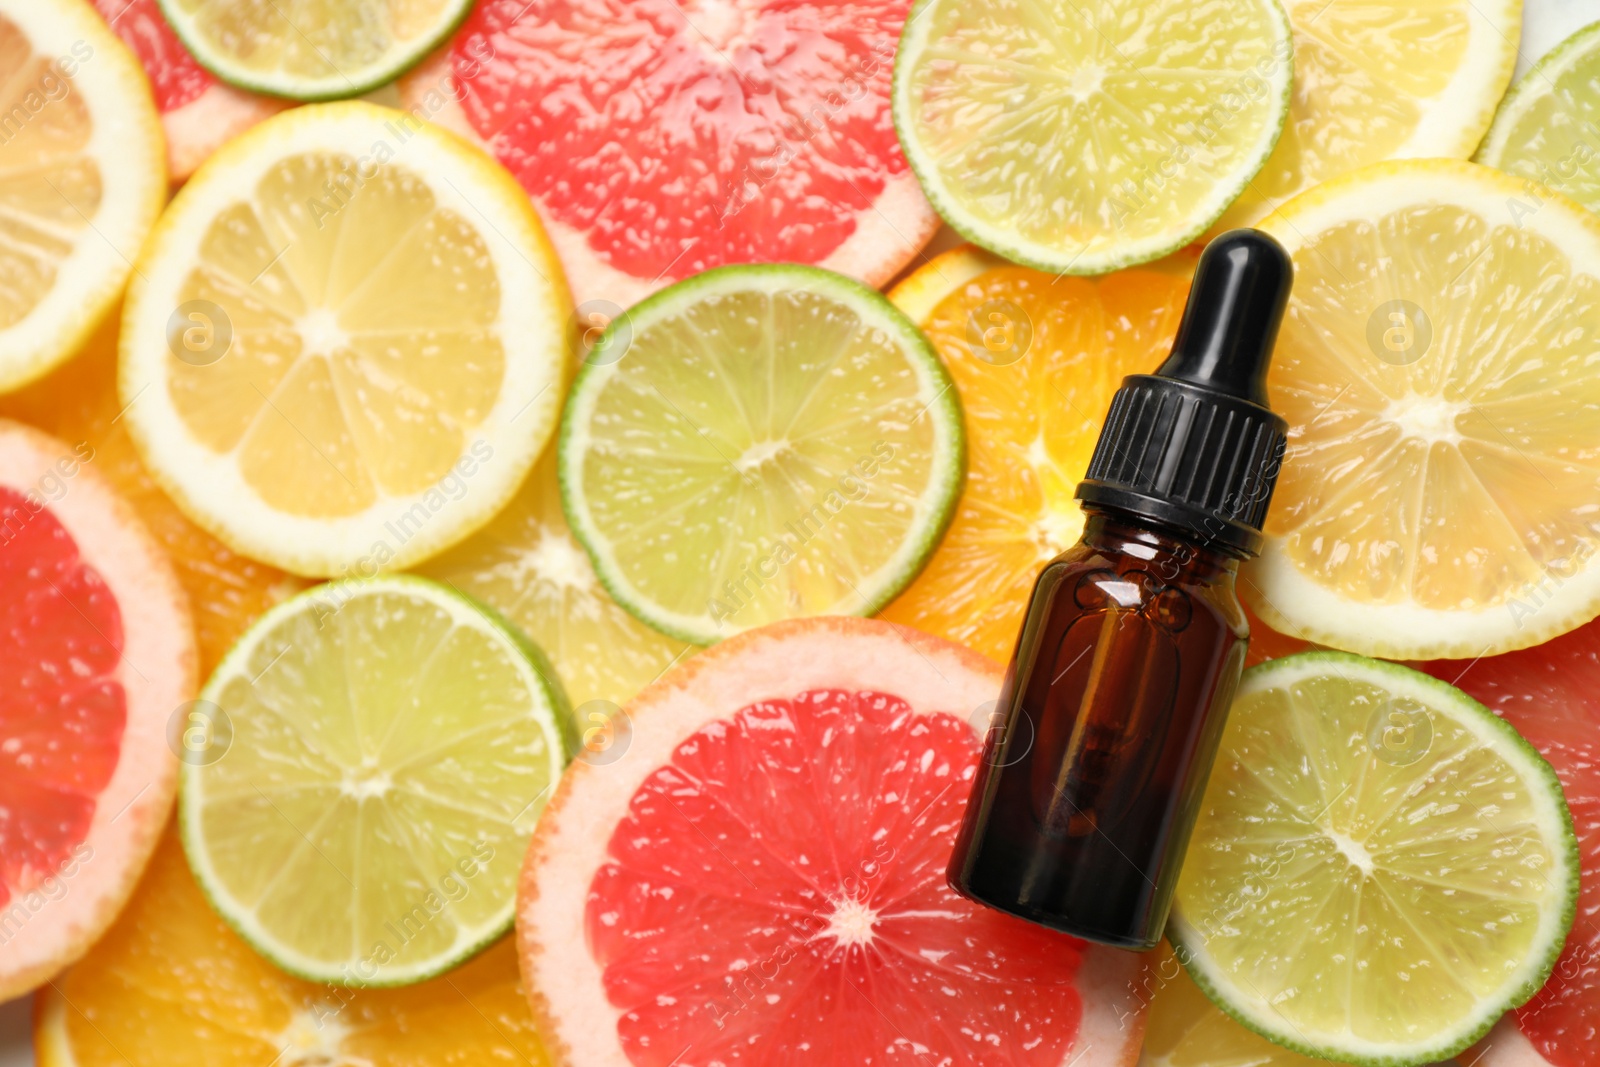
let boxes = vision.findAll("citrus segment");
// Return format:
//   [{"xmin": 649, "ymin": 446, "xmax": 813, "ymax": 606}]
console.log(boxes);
[
  {"xmin": 34, "ymin": 828, "xmax": 552, "ymax": 1067},
  {"xmin": 1250, "ymin": 159, "xmax": 1600, "ymax": 659},
  {"xmin": 89, "ymin": 0, "xmax": 284, "ymax": 180},
  {"xmin": 892, "ymin": 0, "xmax": 1292, "ymax": 273},
  {"xmin": 559, "ymin": 264, "xmax": 963, "ymax": 645},
  {"xmin": 120, "ymin": 102, "xmax": 568, "ymax": 578},
  {"xmin": 1172, "ymin": 652, "xmax": 1578, "ymax": 1064},
  {"xmin": 0, "ymin": 308, "xmax": 305, "ymax": 675},
  {"xmin": 1215, "ymin": 0, "xmax": 1520, "ymax": 229},
  {"xmin": 519, "ymin": 616, "xmax": 1147, "ymax": 1066},
  {"xmin": 1418, "ymin": 618, "xmax": 1600, "ymax": 1067},
  {"xmin": 879, "ymin": 245, "xmax": 1194, "ymax": 663},
  {"xmin": 156, "ymin": 0, "xmax": 473, "ymax": 100},
  {"xmin": 417, "ymin": 448, "xmax": 698, "ymax": 718},
  {"xmin": 1138, "ymin": 943, "xmax": 1353, "ymax": 1067},
  {"xmin": 398, "ymin": 0, "xmax": 938, "ymax": 306},
  {"xmin": 1478, "ymin": 20, "xmax": 1600, "ymax": 220},
  {"xmin": 0, "ymin": 419, "xmax": 194, "ymax": 1000},
  {"xmin": 181, "ymin": 575, "xmax": 570, "ymax": 986},
  {"xmin": 0, "ymin": 0, "xmax": 164, "ymax": 393}
]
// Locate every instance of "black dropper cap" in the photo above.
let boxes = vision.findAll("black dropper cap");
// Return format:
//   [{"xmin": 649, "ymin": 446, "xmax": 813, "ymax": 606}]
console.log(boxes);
[{"xmin": 1075, "ymin": 230, "xmax": 1292, "ymax": 556}]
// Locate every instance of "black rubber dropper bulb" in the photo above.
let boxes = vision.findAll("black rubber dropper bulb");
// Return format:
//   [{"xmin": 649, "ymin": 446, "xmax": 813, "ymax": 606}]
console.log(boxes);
[{"xmin": 947, "ymin": 229, "xmax": 1293, "ymax": 950}]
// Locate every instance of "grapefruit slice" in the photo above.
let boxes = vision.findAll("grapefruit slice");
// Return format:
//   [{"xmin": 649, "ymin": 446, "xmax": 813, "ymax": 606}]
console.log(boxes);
[
  {"xmin": 397, "ymin": 0, "xmax": 939, "ymax": 307},
  {"xmin": 0, "ymin": 419, "xmax": 196, "ymax": 1000},
  {"xmin": 519, "ymin": 616, "xmax": 1144, "ymax": 1067},
  {"xmin": 90, "ymin": 0, "xmax": 285, "ymax": 181},
  {"xmin": 1420, "ymin": 619, "xmax": 1600, "ymax": 1067}
]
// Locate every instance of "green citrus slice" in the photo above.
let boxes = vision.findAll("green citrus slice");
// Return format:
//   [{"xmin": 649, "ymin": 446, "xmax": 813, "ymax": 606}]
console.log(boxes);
[
  {"xmin": 891, "ymin": 0, "xmax": 1292, "ymax": 274},
  {"xmin": 156, "ymin": 0, "xmax": 473, "ymax": 100},
  {"xmin": 1477, "ymin": 19, "xmax": 1600, "ymax": 217},
  {"xmin": 180, "ymin": 575, "xmax": 571, "ymax": 986},
  {"xmin": 558, "ymin": 264, "xmax": 963, "ymax": 646},
  {"xmin": 1171, "ymin": 652, "xmax": 1578, "ymax": 1065}
]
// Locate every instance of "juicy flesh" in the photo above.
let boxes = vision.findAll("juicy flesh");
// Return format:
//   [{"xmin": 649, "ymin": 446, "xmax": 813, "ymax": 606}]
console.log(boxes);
[
  {"xmin": 1487, "ymin": 37, "xmax": 1600, "ymax": 220},
  {"xmin": 1218, "ymin": 0, "xmax": 1474, "ymax": 227},
  {"xmin": 1178, "ymin": 672, "xmax": 1562, "ymax": 1045},
  {"xmin": 1423, "ymin": 621, "xmax": 1600, "ymax": 1067},
  {"xmin": 0, "ymin": 14, "xmax": 102, "ymax": 330},
  {"xmin": 91, "ymin": 0, "xmax": 212, "ymax": 111},
  {"xmin": 57, "ymin": 832, "xmax": 553, "ymax": 1067},
  {"xmin": 587, "ymin": 688, "xmax": 1088, "ymax": 1066},
  {"xmin": 881, "ymin": 263, "xmax": 1190, "ymax": 662},
  {"xmin": 579, "ymin": 287, "xmax": 940, "ymax": 630},
  {"xmin": 419, "ymin": 448, "xmax": 696, "ymax": 711},
  {"xmin": 1268, "ymin": 205, "xmax": 1600, "ymax": 610},
  {"xmin": 191, "ymin": 588, "xmax": 553, "ymax": 972},
  {"xmin": 170, "ymin": 152, "xmax": 505, "ymax": 518},
  {"xmin": 0, "ymin": 487, "xmax": 125, "ymax": 911},
  {"xmin": 1141, "ymin": 946, "xmax": 1315, "ymax": 1067},
  {"xmin": 902, "ymin": 0, "xmax": 1283, "ymax": 257},
  {"xmin": 166, "ymin": 0, "xmax": 445, "ymax": 83},
  {"xmin": 452, "ymin": 0, "xmax": 911, "ymax": 282}
]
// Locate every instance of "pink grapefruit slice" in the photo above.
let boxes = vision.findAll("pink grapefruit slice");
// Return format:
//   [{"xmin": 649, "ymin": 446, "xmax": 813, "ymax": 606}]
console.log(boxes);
[
  {"xmin": 399, "ymin": 0, "xmax": 938, "ymax": 308},
  {"xmin": 0, "ymin": 419, "xmax": 195, "ymax": 999},
  {"xmin": 1422, "ymin": 620, "xmax": 1600, "ymax": 1067},
  {"xmin": 518, "ymin": 616, "xmax": 1144, "ymax": 1067},
  {"xmin": 90, "ymin": 0, "xmax": 283, "ymax": 181}
]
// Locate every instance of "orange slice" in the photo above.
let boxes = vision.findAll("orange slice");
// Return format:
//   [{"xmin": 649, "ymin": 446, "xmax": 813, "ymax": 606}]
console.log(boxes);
[
  {"xmin": 34, "ymin": 827, "xmax": 551, "ymax": 1067},
  {"xmin": 878, "ymin": 245, "xmax": 1195, "ymax": 663}
]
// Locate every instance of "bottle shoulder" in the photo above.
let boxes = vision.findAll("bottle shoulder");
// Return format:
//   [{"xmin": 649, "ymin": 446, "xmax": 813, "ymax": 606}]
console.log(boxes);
[{"xmin": 1034, "ymin": 540, "xmax": 1248, "ymax": 638}]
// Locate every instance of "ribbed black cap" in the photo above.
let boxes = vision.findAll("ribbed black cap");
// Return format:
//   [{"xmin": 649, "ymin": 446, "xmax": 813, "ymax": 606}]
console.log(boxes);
[{"xmin": 1075, "ymin": 230, "xmax": 1293, "ymax": 556}]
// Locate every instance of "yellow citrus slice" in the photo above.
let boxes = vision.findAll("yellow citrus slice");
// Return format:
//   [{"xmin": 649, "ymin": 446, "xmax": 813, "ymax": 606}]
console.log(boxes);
[
  {"xmin": 34, "ymin": 827, "xmax": 551, "ymax": 1067},
  {"xmin": 1216, "ymin": 0, "xmax": 1521, "ymax": 229},
  {"xmin": 1138, "ymin": 943, "xmax": 1352, "ymax": 1067},
  {"xmin": 0, "ymin": 0, "xmax": 165, "ymax": 393},
  {"xmin": 416, "ymin": 446, "xmax": 697, "ymax": 725},
  {"xmin": 0, "ymin": 308, "xmax": 305, "ymax": 674},
  {"xmin": 1251, "ymin": 158, "xmax": 1600, "ymax": 659},
  {"xmin": 119, "ymin": 101, "xmax": 569, "ymax": 578},
  {"xmin": 878, "ymin": 244, "xmax": 1195, "ymax": 663}
]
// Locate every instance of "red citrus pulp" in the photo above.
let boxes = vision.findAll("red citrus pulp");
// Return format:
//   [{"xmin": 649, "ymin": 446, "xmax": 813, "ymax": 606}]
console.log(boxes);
[
  {"xmin": 90, "ymin": 0, "xmax": 282, "ymax": 180},
  {"xmin": 519, "ymin": 616, "xmax": 1143, "ymax": 1067},
  {"xmin": 401, "ymin": 0, "xmax": 938, "ymax": 307},
  {"xmin": 0, "ymin": 420, "xmax": 194, "ymax": 999},
  {"xmin": 1422, "ymin": 619, "xmax": 1600, "ymax": 1066}
]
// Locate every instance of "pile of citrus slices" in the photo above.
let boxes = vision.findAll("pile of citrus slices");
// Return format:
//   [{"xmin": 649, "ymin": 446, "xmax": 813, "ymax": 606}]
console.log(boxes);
[{"xmin": 5, "ymin": 1, "xmax": 1600, "ymax": 1067}]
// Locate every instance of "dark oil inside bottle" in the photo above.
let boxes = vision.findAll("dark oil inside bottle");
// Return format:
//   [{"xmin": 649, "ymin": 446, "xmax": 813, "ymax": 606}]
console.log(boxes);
[{"xmin": 949, "ymin": 507, "xmax": 1248, "ymax": 949}]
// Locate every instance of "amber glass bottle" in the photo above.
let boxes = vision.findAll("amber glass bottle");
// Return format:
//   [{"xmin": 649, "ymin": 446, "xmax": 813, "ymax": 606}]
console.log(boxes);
[{"xmin": 948, "ymin": 229, "xmax": 1293, "ymax": 950}]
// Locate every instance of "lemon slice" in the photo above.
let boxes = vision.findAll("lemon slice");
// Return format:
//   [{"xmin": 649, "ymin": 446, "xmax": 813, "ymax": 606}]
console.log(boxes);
[
  {"xmin": 120, "ymin": 102, "xmax": 567, "ymax": 579},
  {"xmin": 1215, "ymin": 0, "xmax": 1520, "ymax": 230},
  {"xmin": 892, "ymin": 0, "xmax": 1292, "ymax": 274},
  {"xmin": 157, "ymin": 0, "xmax": 473, "ymax": 101},
  {"xmin": 1478, "ymin": 19, "xmax": 1600, "ymax": 218},
  {"xmin": 1249, "ymin": 158, "xmax": 1600, "ymax": 659},
  {"xmin": 1172, "ymin": 652, "xmax": 1577, "ymax": 1065},
  {"xmin": 0, "ymin": 0, "xmax": 164, "ymax": 393},
  {"xmin": 181, "ymin": 575, "xmax": 571, "ymax": 986}
]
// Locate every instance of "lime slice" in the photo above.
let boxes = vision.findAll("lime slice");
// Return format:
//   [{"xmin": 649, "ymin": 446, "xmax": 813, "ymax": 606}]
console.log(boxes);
[
  {"xmin": 1477, "ymin": 19, "xmax": 1600, "ymax": 217},
  {"xmin": 180, "ymin": 575, "xmax": 571, "ymax": 986},
  {"xmin": 891, "ymin": 0, "xmax": 1293, "ymax": 274},
  {"xmin": 558, "ymin": 264, "xmax": 963, "ymax": 646},
  {"xmin": 1171, "ymin": 652, "xmax": 1578, "ymax": 1065},
  {"xmin": 156, "ymin": 0, "xmax": 473, "ymax": 100}
]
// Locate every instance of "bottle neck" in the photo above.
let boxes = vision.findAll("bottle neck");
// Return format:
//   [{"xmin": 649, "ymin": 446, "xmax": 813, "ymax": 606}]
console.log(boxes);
[{"xmin": 1079, "ymin": 505, "xmax": 1242, "ymax": 587}]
